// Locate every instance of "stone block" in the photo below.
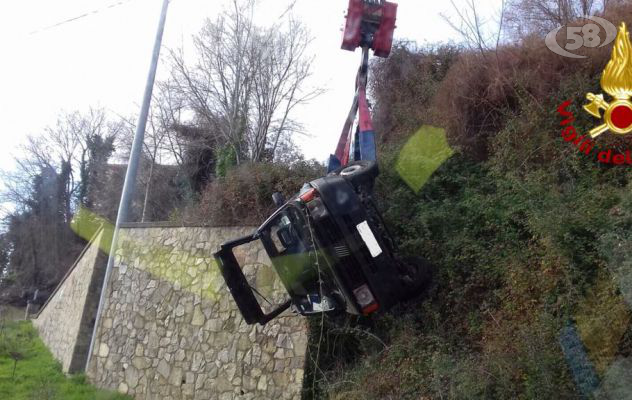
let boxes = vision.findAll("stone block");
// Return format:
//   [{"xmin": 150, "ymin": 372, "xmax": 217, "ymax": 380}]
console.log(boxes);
[
  {"xmin": 257, "ymin": 376, "xmax": 267, "ymax": 391},
  {"xmin": 157, "ymin": 359, "xmax": 171, "ymax": 379},
  {"xmin": 132, "ymin": 356, "xmax": 149, "ymax": 370},
  {"xmin": 98, "ymin": 343, "xmax": 110, "ymax": 358},
  {"xmin": 191, "ymin": 306, "xmax": 205, "ymax": 326},
  {"xmin": 168, "ymin": 367, "xmax": 183, "ymax": 386},
  {"xmin": 276, "ymin": 333, "xmax": 293, "ymax": 349},
  {"xmin": 125, "ymin": 365, "xmax": 140, "ymax": 388}
]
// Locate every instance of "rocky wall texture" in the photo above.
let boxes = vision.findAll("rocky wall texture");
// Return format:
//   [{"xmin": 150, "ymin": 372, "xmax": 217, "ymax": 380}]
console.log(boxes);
[
  {"xmin": 87, "ymin": 226, "xmax": 308, "ymax": 400},
  {"xmin": 33, "ymin": 229, "xmax": 107, "ymax": 373}
]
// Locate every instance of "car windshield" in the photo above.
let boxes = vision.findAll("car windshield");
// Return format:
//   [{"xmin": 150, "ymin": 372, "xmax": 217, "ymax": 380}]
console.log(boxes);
[{"xmin": 259, "ymin": 205, "xmax": 321, "ymax": 298}]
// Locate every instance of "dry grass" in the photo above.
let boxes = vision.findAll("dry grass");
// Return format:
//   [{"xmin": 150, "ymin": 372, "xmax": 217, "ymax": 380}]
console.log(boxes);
[{"xmin": 184, "ymin": 160, "xmax": 324, "ymax": 226}]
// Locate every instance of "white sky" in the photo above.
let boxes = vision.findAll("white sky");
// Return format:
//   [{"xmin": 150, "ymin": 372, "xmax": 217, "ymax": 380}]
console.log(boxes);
[{"xmin": 0, "ymin": 0, "xmax": 502, "ymax": 172}]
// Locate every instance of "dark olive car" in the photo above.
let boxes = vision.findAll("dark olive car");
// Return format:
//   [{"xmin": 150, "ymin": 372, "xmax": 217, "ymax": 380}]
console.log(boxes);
[{"xmin": 213, "ymin": 160, "xmax": 431, "ymax": 325}]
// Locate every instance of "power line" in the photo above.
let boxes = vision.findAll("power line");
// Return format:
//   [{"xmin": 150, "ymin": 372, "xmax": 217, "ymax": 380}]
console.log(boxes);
[{"xmin": 27, "ymin": 0, "xmax": 138, "ymax": 36}]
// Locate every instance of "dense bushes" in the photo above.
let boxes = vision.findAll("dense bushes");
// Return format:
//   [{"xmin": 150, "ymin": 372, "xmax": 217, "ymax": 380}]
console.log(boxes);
[
  {"xmin": 315, "ymin": 113, "xmax": 628, "ymax": 399},
  {"xmin": 427, "ymin": 1, "xmax": 632, "ymax": 159},
  {"xmin": 370, "ymin": 43, "xmax": 460, "ymax": 141},
  {"xmin": 303, "ymin": 7, "xmax": 632, "ymax": 399},
  {"xmin": 184, "ymin": 160, "xmax": 325, "ymax": 226}
]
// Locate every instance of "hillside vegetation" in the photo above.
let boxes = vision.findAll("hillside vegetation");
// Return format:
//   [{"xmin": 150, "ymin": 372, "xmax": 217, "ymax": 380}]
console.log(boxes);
[{"xmin": 302, "ymin": 4, "xmax": 632, "ymax": 399}]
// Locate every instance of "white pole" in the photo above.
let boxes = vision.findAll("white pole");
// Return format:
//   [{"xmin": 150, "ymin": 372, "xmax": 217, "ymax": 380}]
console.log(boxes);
[{"xmin": 85, "ymin": 0, "xmax": 170, "ymax": 371}]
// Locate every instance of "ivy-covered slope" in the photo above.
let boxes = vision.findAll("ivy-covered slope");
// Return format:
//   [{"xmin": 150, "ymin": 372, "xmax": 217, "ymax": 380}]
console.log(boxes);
[{"xmin": 303, "ymin": 7, "xmax": 632, "ymax": 399}]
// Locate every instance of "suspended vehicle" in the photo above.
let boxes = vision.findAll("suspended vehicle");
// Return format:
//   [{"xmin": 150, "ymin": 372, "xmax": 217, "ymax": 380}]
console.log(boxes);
[{"xmin": 214, "ymin": 0, "xmax": 432, "ymax": 325}]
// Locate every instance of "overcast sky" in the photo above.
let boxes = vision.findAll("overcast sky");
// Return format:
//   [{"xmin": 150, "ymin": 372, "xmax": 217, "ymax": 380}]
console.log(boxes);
[{"xmin": 0, "ymin": 0, "xmax": 502, "ymax": 173}]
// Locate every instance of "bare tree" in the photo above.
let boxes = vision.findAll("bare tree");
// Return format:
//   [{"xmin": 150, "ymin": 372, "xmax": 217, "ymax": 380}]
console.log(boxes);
[
  {"xmin": 2, "ymin": 109, "xmax": 119, "ymax": 220},
  {"xmin": 504, "ymin": 0, "xmax": 607, "ymax": 38},
  {"xmin": 155, "ymin": 82, "xmax": 187, "ymax": 167},
  {"xmin": 166, "ymin": 0, "xmax": 319, "ymax": 164},
  {"xmin": 141, "ymin": 114, "xmax": 166, "ymax": 222},
  {"xmin": 115, "ymin": 89, "xmax": 189, "ymax": 222},
  {"xmin": 442, "ymin": 0, "xmax": 507, "ymax": 55},
  {"xmin": 138, "ymin": 91, "xmax": 186, "ymax": 222},
  {"xmin": 249, "ymin": 18, "xmax": 320, "ymax": 161},
  {"xmin": 167, "ymin": 0, "xmax": 255, "ymax": 164},
  {"xmin": 0, "ymin": 108, "xmax": 121, "ymax": 294}
]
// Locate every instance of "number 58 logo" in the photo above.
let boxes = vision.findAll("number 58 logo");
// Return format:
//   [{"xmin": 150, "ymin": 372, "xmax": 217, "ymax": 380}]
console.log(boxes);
[{"xmin": 545, "ymin": 16, "xmax": 617, "ymax": 58}]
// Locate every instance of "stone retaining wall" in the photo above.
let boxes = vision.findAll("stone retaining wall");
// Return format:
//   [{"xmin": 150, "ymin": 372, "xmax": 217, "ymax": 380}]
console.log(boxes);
[
  {"xmin": 33, "ymin": 229, "xmax": 107, "ymax": 373},
  {"xmin": 87, "ymin": 226, "xmax": 308, "ymax": 400}
]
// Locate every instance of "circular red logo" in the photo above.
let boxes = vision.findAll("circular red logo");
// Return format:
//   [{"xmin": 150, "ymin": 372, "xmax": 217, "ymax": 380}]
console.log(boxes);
[{"xmin": 610, "ymin": 104, "xmax": 632, "ymax": 130}]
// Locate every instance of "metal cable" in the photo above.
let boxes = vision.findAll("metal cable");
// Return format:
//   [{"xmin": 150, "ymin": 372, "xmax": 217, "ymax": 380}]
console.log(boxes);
[{"xmin": 27, "ymin": 0, "xmax": 138, "ymax": 36}]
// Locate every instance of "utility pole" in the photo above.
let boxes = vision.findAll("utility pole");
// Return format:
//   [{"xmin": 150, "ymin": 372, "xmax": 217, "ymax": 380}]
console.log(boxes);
[{"xmin": 85, "ymin": 0, "xmax": 170, "ymax": 371}]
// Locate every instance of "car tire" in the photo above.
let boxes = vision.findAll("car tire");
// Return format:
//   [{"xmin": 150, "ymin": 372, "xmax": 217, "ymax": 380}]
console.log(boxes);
[
  {"xmin": 329, "ymin": 160, "xmax": 379, "ymax": 189},
  {"xmin": 398, "ymin": 255, "xmax": 434, "ymax": 299}
]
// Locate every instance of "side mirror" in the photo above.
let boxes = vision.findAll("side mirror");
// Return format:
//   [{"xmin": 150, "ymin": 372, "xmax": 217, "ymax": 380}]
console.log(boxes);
[
  {"xmin": 297, "ymin": 294, "xmax": 338, "ymax": 314},
  {"xmin": 272, "ymin": 192, "xmax": 285, "ymax": 207}
]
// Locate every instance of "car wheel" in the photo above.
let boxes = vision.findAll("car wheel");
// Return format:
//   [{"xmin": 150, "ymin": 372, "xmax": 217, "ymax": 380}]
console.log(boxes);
[
  {"xmin": 330, "ymin": 160, "xmax": 379, "ymax": 189},
  {"xmin": 398, "ymin": 255, "xmax": 434, "ymax": 299}
]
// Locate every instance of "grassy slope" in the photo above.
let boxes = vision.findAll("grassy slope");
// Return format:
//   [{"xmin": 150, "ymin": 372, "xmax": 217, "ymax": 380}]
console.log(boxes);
[
  {"xmin": 302, "ymin": 36, "xmax": 632, "ymax": 399},
  {"xmin": 0, "ymin": 321, "xmax": 130, "ymax": 400}
]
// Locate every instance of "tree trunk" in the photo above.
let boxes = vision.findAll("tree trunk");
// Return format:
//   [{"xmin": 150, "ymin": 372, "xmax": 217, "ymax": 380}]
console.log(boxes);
[{"xmin": 141, "ymin": 159, "xmax": 155, "ymax": 223}]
